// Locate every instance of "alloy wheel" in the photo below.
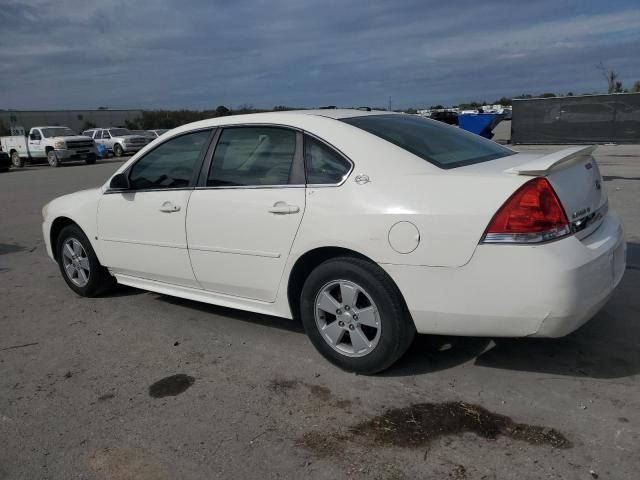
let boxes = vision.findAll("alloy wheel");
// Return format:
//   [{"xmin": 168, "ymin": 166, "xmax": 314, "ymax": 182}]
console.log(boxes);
[
  {"xmin": 314, "ymin": 280, "xmax": 381, "ymax": 357},
  {"xmin": 61, "ymin": 238, "xmax": 90, "ymax": 287}
]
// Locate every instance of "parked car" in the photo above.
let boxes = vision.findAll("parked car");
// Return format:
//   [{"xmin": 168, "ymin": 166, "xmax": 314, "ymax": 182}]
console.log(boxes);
[
  {"xmin": 147, "ymin": 129, "xmax": 169, "ymax": 138},
  {"xmin": 42, "ymin": 110, "xmax": 625, "ymax": 373},
  {"xmin": 0, "ymin": 149, "xmax": 10, "ymax": 172},
  {"xmin": 1, "ymin": 126, "xmax": 96, "ymax": 167},
  {"xmin": 82, "ymin": 128, "xmax": 147, "ymax": 157},
  {"xmin": 129, "ymin": 130, "xmax": 156, "ymax": 142}
]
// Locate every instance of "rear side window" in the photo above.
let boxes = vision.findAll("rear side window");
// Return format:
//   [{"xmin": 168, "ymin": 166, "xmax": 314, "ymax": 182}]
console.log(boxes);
[
  {"xmin": 129, "ymin": 130, "xmax": 211, "ymax": 190},
  {"xmin": 207, "ymin": 127, "xmax": 296, "ymax": 186},
  {"xmin": 304, "ymin": 136, "xmax": 351, "ymax": 184},
  {"xmin": 342, "ymin": 114, "xmax": 513, "ymax": 169}
]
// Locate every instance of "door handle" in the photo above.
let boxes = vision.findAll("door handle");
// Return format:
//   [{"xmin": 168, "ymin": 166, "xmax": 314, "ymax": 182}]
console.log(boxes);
[
  {"xmin": 159, "ymin": 201, "xmax": 181, "ymax": 213},
  {"xmin": 268, "ymin": 201, "xmax": 300, "ymax": 215}
]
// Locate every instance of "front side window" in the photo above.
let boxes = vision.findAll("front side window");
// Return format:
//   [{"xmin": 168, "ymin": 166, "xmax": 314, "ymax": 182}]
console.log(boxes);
[
  {"xmin": 304, "ymin": 136, "xmax": 351, "ymax": 184},
  {"xmin": 129, "ymin": 130, "xmax": 211, "ymax": 190},
  {"xmin": 207, "ymin": 127, "xmax": 296, "ymax": 187},
  {"xmin": 342, "ymin": 114, "xmax": 514, "ymax": 169},
  {"xmin": 93, "ymin": 130, "xmax": 102, "ymax": 140}
]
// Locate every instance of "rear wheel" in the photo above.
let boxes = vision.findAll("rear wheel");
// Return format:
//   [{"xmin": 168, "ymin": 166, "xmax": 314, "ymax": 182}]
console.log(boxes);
[
  {"xmin": 113, "ymin": 144, "xmax": 124, "ymax": 157},
  {"xmin": 56, "ymin": 224, "xmax": 115, "ymax": 297},
  {"xmin": 11, "ymin": 151, "xmax": 24, "ymax": 168},
  {"xmin": 300, "ymin": 257, "xmax": 415, "ymax": 374},
  {"xmin": 47, "ymin": 150, "xmax": 60, "ymax": 167}
]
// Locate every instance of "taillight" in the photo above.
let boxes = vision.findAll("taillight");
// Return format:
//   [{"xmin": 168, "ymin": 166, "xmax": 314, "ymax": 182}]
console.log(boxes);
[{"xmin": 482, "ymin": 177, "xmax": 570, "ymax": 244}]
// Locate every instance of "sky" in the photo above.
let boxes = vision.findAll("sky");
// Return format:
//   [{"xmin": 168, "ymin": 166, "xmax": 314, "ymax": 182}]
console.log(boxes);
[{"xmin": 1, "ymin": 0, "xmax": 639, "ymax": 110}]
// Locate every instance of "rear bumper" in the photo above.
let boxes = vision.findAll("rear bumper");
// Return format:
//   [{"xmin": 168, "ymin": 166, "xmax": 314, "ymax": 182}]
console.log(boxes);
[{"xmin": 383, "ymin": 210, "xmax": 626, "ymax": 337}]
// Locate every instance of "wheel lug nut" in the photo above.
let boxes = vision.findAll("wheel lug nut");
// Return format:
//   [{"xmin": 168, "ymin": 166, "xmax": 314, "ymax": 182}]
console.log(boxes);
[
  {"xmin": 353, "ymin": 315, "xmax": 358, "ymax": 320},
  {"xmin": 338, "ymin": 321, "xmax": 345, "ymax": 327},
  {"xmin": 336, "ymin": 309, "xmax": 342, "ymax": 315},
  {"xmin": 348, "ymin": 324, "xmax": 355, "ymax": 330},
  {"xmin": 345, "ymin": 305, "xmax": 350, "ymax": 311}
]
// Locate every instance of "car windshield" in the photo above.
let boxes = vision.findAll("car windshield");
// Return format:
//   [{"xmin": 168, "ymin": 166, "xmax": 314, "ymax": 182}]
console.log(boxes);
[
  {"xmin": 341, "ymin": 114, "xmax": 514, "ymax": 169},
  {"xmin": 109, "ymin": 128, "xmax": 131, "ymax": 136},
  {"xmin": 41, "ymin": 127, "xmax": 76, "ymax": 138}
]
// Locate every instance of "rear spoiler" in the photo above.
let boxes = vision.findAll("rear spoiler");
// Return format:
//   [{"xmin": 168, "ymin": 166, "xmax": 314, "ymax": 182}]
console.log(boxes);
[{"xmin": 505, "ymin": 145, "xmax": 595, "ymax": 176}]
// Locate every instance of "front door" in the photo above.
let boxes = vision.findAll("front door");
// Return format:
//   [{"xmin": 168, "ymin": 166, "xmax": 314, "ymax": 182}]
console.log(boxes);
[
  {"xmin": 97, "ymin": 129, "xmax": 213, "ymax": 287},
  {"xmin": 186, "ymin": 126, "xmax": 306, "ymax": 302},
  {"xmin": 28, "ymin": 129, "xmax": 44, "ymax": 157}
]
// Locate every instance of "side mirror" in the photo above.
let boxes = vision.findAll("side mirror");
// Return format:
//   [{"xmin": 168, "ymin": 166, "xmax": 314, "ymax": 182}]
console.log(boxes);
[{"xmin": 109, "ymin": 172, "xmax": 130, "ymax": 190}]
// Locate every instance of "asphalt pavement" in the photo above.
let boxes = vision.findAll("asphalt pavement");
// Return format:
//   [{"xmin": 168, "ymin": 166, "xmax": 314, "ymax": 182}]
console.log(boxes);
[{"xmin": 0, "ymin": 148, "xmax": 639, "ymax": 480}]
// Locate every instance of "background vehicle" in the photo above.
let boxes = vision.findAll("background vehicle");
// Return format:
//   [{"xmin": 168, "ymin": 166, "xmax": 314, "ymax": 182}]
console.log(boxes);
[
  {"xmin": 0, "ymin": 149, "xmax": 10, "ymax": 171},
  {"xmin": 129, "ymin": 130, "xmax": 156, "ymax": 142},
  {"xmin": 82, "ymin": 128, "xmax": 147, "ymax": 157},
  {"xmin": 43, "ymin": 110, "xmax": 625, "ymax": 374},
  {"xmin": 147, "ymin": 129, "xmax": 169, "ymax": 138},
  {"xmin": 0, "ymin": 126, "xmax": 96, "ymax": 168}
]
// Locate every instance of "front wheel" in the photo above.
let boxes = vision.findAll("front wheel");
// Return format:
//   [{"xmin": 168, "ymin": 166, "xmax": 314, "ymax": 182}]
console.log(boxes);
[
  {"xmin": 56, "ymin": 224, "xmax": 115, "ymax": 297},
  {"xmin": 113, "ymin": 144, "xmax": 124, "ymax": 157},
  {"xmin": 85, "ymin": 154, "xmax": 97, "ymax": 165},
  {"xmin": 11, "ymin": 152, "xmax": 25, "ymax": 168},
  {"xmin": 47, "ymin": 150, "xmax": 60, "ymax": 167},
  {"xmin": 300, "ymin": 257, "xmax": 416, "ymax": 374}
]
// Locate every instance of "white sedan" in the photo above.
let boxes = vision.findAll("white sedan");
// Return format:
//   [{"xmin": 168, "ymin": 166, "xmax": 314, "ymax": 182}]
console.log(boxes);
[{"xmin": 42, "ymin": 109, "xmax": 626, "ymax": 373}]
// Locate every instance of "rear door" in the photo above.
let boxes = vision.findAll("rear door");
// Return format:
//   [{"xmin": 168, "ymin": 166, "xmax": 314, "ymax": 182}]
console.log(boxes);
[{"xmin": 186, "ymin": 126, "xmax": 306, "ymax": 302}]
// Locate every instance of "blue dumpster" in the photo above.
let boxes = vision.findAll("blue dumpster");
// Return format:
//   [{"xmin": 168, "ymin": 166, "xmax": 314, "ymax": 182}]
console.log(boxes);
[
  {"xmin": 458, "ymin": 113, "xmax": 504, "ymax": 139},
  {"xmin": 96, "ymin": 143, "xmax": 108, "ymax": 158}
]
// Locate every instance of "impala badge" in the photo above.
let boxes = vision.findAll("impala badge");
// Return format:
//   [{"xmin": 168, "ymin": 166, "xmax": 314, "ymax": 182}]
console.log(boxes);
[{"xmin": 355, "ymin": 174, "xmax": 371, "ymax": 185}]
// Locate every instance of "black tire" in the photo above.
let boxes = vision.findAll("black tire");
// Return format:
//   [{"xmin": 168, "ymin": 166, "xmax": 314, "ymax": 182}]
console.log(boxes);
[
  {"xmin": 11, "ymin": 151, "xmax": 25, "ymax": 168},
  {"xmin": 47, "ymin": 150, "xmax": 61, "ymax": 167},
  {"xmin": 300, "ymin": 257, "xmax": 416, "ymax": 374},
  {"xmin": 85, "ymin": 154, "xmax": 97, "ymax": 165},
  {"xmin": 114, "ymin": 144, "xmax": 124, "ymax": 157},
  {"xmin": 56, "ymin": 224, "xmax": 116, "ymax": 297}
]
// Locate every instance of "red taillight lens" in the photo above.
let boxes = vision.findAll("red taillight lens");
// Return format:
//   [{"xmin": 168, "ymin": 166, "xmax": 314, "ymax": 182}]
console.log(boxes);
[{"xmin": 483, "ymin": 177, "xmax": 570, "ymax": 243}]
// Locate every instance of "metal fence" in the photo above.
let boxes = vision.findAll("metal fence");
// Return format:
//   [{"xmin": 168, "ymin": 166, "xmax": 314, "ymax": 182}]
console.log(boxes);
[{"xmin": 511, "ymin": 93, "xmax": 640, "ymax": 144}]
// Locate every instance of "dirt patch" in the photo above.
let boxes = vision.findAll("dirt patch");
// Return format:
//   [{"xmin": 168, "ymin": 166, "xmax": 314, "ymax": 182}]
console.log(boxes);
[
  {"xmin": 267, "ymin": 377, "xmax": 352, "ymax": 410},
  {"xmin": 300, "ymin": 401, "xmax": 571, "ymax": 459},
  {"xmin": 148, "ymin": 374, "xmax": 195, "ymax": 398},
  {"xmin": 98, "ymin": 393, "xmax": 115, "ymax": 402},
  {"xmin": 267, "ymin": 378, "xmax": 299, "ymax": 395},
  {"xmin": 88, "ymin": 447, "xmax": 170, "ymax": 480},
  {"xmin": 351, "ymin": 401, "xmax": 571, "ymax": 450}
]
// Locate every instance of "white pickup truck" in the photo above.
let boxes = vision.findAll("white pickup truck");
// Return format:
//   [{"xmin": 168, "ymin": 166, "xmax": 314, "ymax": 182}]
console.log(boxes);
[{"xmin": 0, "ymin": 126, "xmax": 97, "ymax": 168}]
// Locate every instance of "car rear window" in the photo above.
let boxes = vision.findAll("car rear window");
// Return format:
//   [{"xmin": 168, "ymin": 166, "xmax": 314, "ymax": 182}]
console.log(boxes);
[{"xmin": 341, "ymin": 114, "xmax": 514, "ymax": 169}]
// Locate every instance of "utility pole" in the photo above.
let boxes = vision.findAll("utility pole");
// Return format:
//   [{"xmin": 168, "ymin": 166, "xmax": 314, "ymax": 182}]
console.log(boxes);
[{"xmin": 388, "ymin": 96, "xmax": 392, "ymax": 112}]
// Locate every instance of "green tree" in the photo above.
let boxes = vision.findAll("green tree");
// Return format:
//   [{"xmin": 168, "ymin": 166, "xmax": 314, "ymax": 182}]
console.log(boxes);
[{"xmin": 215, "ymin": 105, "xmax": 230, "ymax": 116}]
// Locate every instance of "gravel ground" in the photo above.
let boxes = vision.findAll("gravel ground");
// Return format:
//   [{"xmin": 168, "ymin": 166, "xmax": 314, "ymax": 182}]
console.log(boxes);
[{"xmin": 0, "ymin": 148, "xmax": 638, "ymax": 480}]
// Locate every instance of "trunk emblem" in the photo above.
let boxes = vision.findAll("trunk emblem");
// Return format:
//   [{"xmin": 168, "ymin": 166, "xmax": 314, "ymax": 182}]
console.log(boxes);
[{"xmin": 585, "ymin": 162, "xmax": 593, "ymax": 170}]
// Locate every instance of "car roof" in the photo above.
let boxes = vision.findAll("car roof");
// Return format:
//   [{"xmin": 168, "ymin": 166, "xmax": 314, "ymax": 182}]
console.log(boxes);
[{"xmin": 285, "ymin": 108, "xmax": 395, "ymax": 119}]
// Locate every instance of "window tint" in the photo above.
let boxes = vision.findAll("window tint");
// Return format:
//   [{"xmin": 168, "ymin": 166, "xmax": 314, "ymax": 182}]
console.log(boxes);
[
  {"xmin": 305, "ymin": 136, "xmax": 351, "ymax": 184},
  {"xmin": 129, "ymin": 130, "xmax": 210, "ymax": 190},
  {"xmin": 342, "ymin": 114, "xmax": 514, "ymax": 169},
  {"xmin": 94, "ymin": 130, "xmax": 102, "ymax": 139},
  {"xmin": 102, "ymin": 130, "xmax": 111, "ymax": 139},
  {"xmin": 207, "ymin": 127, "xmax": 296, "ymax": 186}
]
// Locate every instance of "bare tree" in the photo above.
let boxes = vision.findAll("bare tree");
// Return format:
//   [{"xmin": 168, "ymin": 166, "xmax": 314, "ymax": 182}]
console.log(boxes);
[{"xmin": 596, "ymin": 62, "xmax": 622, "ymax": 93}]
